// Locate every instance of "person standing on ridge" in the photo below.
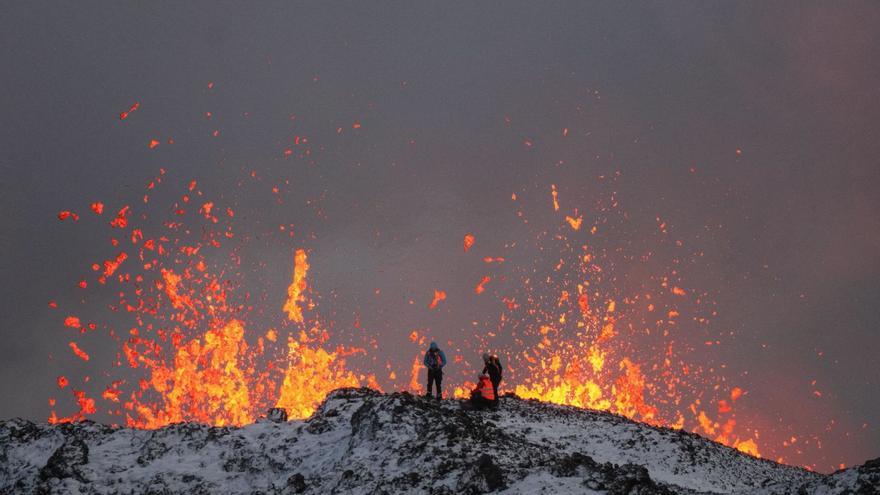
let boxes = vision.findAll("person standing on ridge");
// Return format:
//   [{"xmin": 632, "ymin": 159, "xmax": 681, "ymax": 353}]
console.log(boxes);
[
  {"xmin": 481, "ymin": 353, "xmax": 503, "ymax": 403},
  {"xmin": 423, "ymin": 341, "xmax": 447, "ymax": 399}
]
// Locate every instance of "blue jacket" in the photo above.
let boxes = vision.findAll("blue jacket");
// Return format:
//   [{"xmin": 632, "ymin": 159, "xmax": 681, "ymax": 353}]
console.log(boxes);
[{"xmin": 423, "ymin": 342, "xmax": 447, "ymax": 370}]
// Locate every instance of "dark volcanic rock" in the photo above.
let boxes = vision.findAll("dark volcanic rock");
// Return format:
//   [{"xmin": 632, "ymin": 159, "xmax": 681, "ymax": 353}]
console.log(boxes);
[
  {"xmin": 476, "ymin": 454, "xmax": 506, "ymax": 491},
  {"xmin": 39, "ymin": 436, "xmax": 89, "ymax": 483},
  {"xmin": 0, "ymin": 388, "xmax": 873, "ymax": 494},
  {"xmin": 604, "ymin": 463, "xmax": 673, "ymax": 495},
  {"xmin": 455, "ymin": 453, "xmax": 506, "ymax": 493},
  {"xmin": 552, "ymin": 452, "xmax": 599, "ymax": 477},
  {"xmin": 286, "ymin": 473, "xmax": 306, "ymax": 493}
]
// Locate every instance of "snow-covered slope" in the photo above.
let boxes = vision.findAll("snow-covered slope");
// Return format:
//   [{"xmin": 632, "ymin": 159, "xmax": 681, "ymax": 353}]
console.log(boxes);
[{"xmin": 1, "ymin": 388, "xmax": 877, "ymax": 494}]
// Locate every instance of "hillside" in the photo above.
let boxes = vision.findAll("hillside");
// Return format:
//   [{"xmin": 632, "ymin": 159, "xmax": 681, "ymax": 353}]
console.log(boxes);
[{"xmin": 1, "ymin": 388, "xmax": 877, "ymax": 494}]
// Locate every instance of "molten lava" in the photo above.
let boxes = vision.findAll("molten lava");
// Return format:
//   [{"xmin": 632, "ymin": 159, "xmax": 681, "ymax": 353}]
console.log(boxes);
[
  {"xmin": 283, "ymin": 249, "xmax": 309, "ymax": 323},
  {"xmin": 50, "ymin": 164, "xmax": 765, "ymax": 463}
]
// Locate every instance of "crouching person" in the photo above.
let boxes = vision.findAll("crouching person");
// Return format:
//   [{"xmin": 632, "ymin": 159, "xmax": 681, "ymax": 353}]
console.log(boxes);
[{"xmin": 468, "ymin": 374, "xmax": 496, "ymax": 410}]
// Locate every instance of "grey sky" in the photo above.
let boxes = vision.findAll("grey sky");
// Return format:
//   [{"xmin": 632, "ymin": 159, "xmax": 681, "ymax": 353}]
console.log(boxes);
[{"xmin": 1, "ymin": 2, "xmax": 878, "ymax": 471}]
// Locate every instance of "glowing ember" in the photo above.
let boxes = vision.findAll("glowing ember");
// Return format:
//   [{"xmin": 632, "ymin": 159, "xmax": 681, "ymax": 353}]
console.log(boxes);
[
  {"xmin": 119, "ymin": 102, "xmax": 140, "ymax": 120},
  {"xmin": 428, "ymin": 290, "xmax": 446, "ymax": 309},
  {"xmin": 109, "ymin": 206, "xmax": 129, "ymax": 229},
  {"xmin": 68, "ymin": 342, "xmax": 89, "ymax": 361},
  {"xmin": 474, "ymin": 276, "xmax": 491, "ymax": 294},
  {"xmin": 565, "ymin": 214, "xmax": 583, "ymax": 231},
  {"xmin": 100, "ymin": 252, "xmax": 128, "ymax": 283},
  {"xmin": 463, "ymin": 233, "xmax": 475, "ymax": 252},
  {"xmin": 57, "ymin": 211, "xmax": 79, "ymax": 221}
]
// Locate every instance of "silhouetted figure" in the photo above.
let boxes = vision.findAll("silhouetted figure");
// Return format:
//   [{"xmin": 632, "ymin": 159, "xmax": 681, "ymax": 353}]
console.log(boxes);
[
  {"xmin": 469, "ymin": 374, "xmax": 496, "ymax": 410},
  {"xmin": 423, "ymin": 341, "xmax": 447, "ymax": 399},
  {"xmin": 481, "ymin": 353, "xmax": 503, "ymax": 402}
]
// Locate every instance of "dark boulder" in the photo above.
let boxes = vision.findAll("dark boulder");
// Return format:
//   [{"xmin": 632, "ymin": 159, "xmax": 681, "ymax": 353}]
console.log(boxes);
[
  {"xmin": 286, "ymin": 473, "xmax": 306, "ymax": 493},
  {"xmin": 39, "ymin": 437, "xmax": 89, "ymax": 483},
  {"xmin": 456, "ymin": 453, "xmax": 506, "ymax": 493}
]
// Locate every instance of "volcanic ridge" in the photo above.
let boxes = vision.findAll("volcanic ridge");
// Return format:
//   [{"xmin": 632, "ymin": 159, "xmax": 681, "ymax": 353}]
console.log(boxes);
[{"xmin": 1, "ymin": 388, "xmax": 877, "ymax": 494}]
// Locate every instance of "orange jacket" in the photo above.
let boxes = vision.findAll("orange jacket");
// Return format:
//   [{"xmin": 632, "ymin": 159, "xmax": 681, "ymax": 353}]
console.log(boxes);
[{"xmin": 474, "ymin": 376, "xmax": 495, "ymax": 400}]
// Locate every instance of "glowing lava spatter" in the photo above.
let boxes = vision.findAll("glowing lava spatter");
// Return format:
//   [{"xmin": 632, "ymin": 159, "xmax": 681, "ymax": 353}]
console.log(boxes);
[
  {"xmin": 283, "ymin": 249, "xmax": 309, "ymax": 323},
  {"xmin": 51, "ymin": 170, "xmax": 760, "ymax": 460},
  {"xmin": 482, "ymin": 184, "xmax": 761, "ymax": 456},
  {"xmin": 50, "ymin": 173, "xmax": 371, "ymax": 427}
]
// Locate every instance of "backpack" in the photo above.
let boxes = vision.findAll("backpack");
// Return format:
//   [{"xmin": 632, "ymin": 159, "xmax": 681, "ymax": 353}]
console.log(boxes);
[{"xmin": 429, "ymin": 350, "xmax": 443, "ymax": 368}]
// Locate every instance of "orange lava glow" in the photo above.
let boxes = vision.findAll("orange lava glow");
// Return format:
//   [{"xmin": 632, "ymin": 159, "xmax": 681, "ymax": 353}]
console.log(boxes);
[
  {"xmin": 463, "ymin": 233, "xmax": 475, "ymax": 252},
  {"xmin": 565, "ymin": 214, "xmax": 583, "ymax": 231},
  {"xmin": 119, "ymin": 102, "xmax": 140, "ymax": 120},
  {"xmin": 121, "ymin": 251, "xmax": 366, "ymax": 428},
  {"xmin": 50, "ymin": 162, "xmax": 774, "ymax": 464},
  {"xmin": 474, "ymin": 276, "xmax": 491, "ymax": 294},
  {"xmin": 68, "ymin": 342, "xmax": 90, "ymax": 361},
  {"xmin": 57, "ymin": 211, "xmax": 79, "ymax": 221},
  {"xmin": 134, "ymin": 320, "xmax": 253, "ymax": 427},
  {"xmin": 283, "ymin": 249, "xmax": 309, "ymax": 323},
  {"xmin": 275, "ymin": 338, "xmax": 362, "ymax": 419},
  {"xmin": 488, "ymin": 185, "xmax": 764, "ymax": 458},
  {"xmin": 428, "ymin": 290, "xmax": 446, "ymax": 309}
]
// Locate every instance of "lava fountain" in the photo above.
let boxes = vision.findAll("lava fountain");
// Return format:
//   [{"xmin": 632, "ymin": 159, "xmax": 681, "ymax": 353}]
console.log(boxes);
[{"xmin": 50, "ymin": 170, "xmax": 761, "ymax": 461}]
